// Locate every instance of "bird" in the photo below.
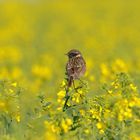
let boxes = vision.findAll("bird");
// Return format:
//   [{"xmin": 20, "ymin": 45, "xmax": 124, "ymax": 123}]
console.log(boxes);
[
  {"xmin": 63, "ymin": 49, "xmax": 86, "ymax": 111},
  {"xmin": 66, "ymin": 49, "xmax": 86, "ymax": 89}
]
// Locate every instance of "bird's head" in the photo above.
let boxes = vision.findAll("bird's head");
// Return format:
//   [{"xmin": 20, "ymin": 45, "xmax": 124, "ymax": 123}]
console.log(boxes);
[{"xmin": 66, "ymin": 49, "xmax": 82, "ymax": 58}]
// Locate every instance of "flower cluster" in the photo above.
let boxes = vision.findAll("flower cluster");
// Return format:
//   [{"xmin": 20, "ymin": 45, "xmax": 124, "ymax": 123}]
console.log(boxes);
[{"xmin": 44, "ymin": 73, "xmax": 140, "ymax": 140}]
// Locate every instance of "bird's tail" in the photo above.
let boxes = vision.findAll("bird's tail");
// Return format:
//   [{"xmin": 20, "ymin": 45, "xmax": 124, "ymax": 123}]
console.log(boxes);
[
  {"xmin": 66, "ymin": 76, "xmax": 73, "ymax": 95},
  {"xmin": 67, "ymin": 76, "xmax": 73, "ymax": 88}
]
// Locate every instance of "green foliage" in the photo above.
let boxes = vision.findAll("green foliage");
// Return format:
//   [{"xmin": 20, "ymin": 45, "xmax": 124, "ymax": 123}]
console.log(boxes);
[{"xmin": 1, "ymin": 73, "xmax": 139, "ymax": 140}]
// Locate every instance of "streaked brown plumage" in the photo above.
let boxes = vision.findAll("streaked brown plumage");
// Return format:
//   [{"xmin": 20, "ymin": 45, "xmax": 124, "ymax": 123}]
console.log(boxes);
[
  {"xmin": 63, "ymin": 49, "xmax": 86, "ymax": 111},
  {"xmin": 66, "ymin": 49, "xmax": 86, "ymax": 90}
]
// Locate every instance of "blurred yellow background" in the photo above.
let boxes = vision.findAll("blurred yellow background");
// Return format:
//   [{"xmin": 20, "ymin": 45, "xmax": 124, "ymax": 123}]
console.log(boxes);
[{"xmin": 0, "ymin": 0, "xmax": 140, "ymax": 96}]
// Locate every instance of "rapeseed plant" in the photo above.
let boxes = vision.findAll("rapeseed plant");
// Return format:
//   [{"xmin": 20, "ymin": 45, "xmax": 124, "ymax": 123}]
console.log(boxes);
[{"xmin": 0, "ymin": 1, "xmax": 140, "ymax": 139}]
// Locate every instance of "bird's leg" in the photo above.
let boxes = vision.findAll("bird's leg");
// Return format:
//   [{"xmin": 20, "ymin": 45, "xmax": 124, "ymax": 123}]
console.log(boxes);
[
  {"xmin": 65, "ymin": 86, "xmax": 69, "ymax": 97},
  {"xmin": 72, "ymin": 80, "xmax": 76, "ymax": 91},
  {"xmin": 63, "ymin": 78, "xmax": 86, "ymax": 111},
  {"xmin": 72, "ymin": 80, "xmax": 82, "ymax": 93}
]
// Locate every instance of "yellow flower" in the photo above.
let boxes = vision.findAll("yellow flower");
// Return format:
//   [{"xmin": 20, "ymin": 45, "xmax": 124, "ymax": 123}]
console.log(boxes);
[
  {"xmin": 0, "ymin": 102, "xmax": 5, "ymax": 109},
  {"xmin": 99, "ymin": 130, "xmax": 105, "ymax": 134},
  {"xmin": 96, "ymin": 122, "xmax": 103, "ymax": 130},
  {"xmin": 61, "ymin": 119, "xmax": 69, "ymax": 133},
  {"xmin": 11, "ymin": 82, "xmax": 17, "ymax": 87},
  {"xmin": 61, "ymin": 80, "xmax": 66, "ymax": 87},
  {"xmin": 118, "ymin": 115, "xmax": 123, "ymax": 121},
  {"xmin": 89, "ymin": 109, "xmax": 101, "ymax": 120},
  {"xmin": 79, "ymin": 109, "xmax": 85, "ymax": 116},
  {"xmin": 9, "ymin": 89, "xmax": 14, "ymax": 93},
  {"xmin": 84, "ymin": 129, "xmax": 90, "ymax": 134},
  {"xmin": 16, "ymin": 115, "xmax": 21, "ymax": 123},
  {"xmin": 112, "ymin": 59, "xmax": 127, "ymax": 72},
  {"xmin": 114, "ymin": 85, "xmax": 119, "ymax": 89},
  {"xmin": 100, "ymin": 63, "xmax": 110, "ymax": 76},
  {"xmin": 12, "ymin": 67, "xmax": 22, "ymax": 79},
  {"xmin": 96, "ymin": 122, "xmax": 105, "ymax": 135},
  {"xmin": 57, "ymin": 99, "xmax": 61, "ymax": 103},
  {"xmin": 133, "ymin": 97, "xmax": 140, "ymax": 106},
  {"xmin": 66, "ymin": 118, "xmax": 72, "ymax": 126},
  {"xmin": 108, "ymin": 90, "xmax": 112, "ymax": 94},
  {"xmin": 51, "ymin": 125, "xmax": 59, "ymax": 133},
  {"xmin": 57, "ymin": 107, "xmax": 62, "ymax": 111},
  {"xmin": 130, "ymin": 84, "xmax": 137, "ymax": 91},
  {"xmin": 124, "ymin": 99, "xmax": 128, "ymax": 104},
  {"xmin": 60, "ymin": 118, "xmax": 72, "ymax": 133},
  {"xmin": 44, "ymin": 121, "xmax": 58, "ymax": 140},
  {"xmin": 57, "ymin": 90, "xmax": 65, "ymax": 98},
  {"xmin": 129, "ymin": 100, "xmax": 135, "ymax": 107},
  {"xmin": 76, "ymin": 96, "xmax": 80, "ymax": 103}
]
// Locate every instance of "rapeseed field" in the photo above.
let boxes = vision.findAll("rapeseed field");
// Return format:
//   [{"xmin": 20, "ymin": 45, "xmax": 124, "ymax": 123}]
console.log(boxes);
[{"xmin": 0, "ymin": 0, "xmax": 140, "ymax": 140}]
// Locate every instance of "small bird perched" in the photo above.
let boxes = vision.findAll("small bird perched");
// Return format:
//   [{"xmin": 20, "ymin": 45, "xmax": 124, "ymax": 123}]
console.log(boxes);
[
  {"xmin": 63, "ymin": 49, "xmax": 86, "ymax": 111},
  {"xmin": 66, "ymin": 49, "xmax": 86, "ymax": 89}
]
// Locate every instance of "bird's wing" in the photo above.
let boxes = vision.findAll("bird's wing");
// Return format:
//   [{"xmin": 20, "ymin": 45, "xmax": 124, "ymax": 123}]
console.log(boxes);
[
  {"xmin": 74, "ymin": 57, "xmax": 86, "ymax": 73},
  {"xmin": 66, "ymin": 61, "xmax": 74, "ymax": 76}
]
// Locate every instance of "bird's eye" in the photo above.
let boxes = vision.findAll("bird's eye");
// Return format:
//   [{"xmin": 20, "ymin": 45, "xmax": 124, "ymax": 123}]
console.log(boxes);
[{"xmin": 70, "ymin": 53, "xmax": 77, "ymax": 57}]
